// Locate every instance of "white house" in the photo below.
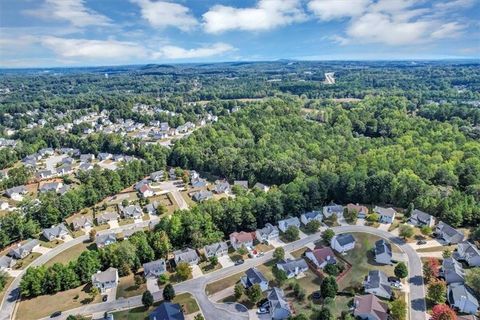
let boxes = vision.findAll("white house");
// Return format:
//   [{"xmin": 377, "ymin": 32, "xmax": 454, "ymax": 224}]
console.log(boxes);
[
  {"xmin": 374, "ymin": 239, "xmax": 392, "ymax": 265},
  {"xmin": 300, "ymin": 211, "xmax": 322, "ymax": 225},
  {"xmin": 255, "ymin": 223, "xmax": 279, "ymax": 242},
  {"xmin": 278, "ymin": 217, "xmax": 300, "ymax": 233},
  {"xmin": 331, "ymin": 233, "xmax": 356, "ymax": 253},
  {"xmin": 374, "ymin": 206, "xmax": 396, "ymax": 224},
  {"xmin": 276, "ymin": 258, "xmax": 308, "ymax": 278},
  {"xmin": 92, "ymin": 267, "xmax": 119, "ymax": 293},
  {"xmin": 229, "ymin": 231, "xmax": 254, "ymax": 250}
]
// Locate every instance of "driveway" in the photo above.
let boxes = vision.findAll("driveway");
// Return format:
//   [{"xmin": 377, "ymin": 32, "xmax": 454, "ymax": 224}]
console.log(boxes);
[
  {"xmin": 191, "ymin": 265, "xmax": 203, "ymax": 279},
  {"xmin": 298, "ymin": 230, "xmax": 308, "ymax": 239},
  {"xmin": 108, "ymin": 220, "xmax": 119, "ymax": 229},
  {"xmin": 378, "ymin": 223, "xmax": 391, "ymax": 231},
  {"xmin": 33, "ymin": 246, "xmax": 51, "ymax": 254},
  {"xmin": 104, "ymin": 287, "xmax": 117, "ymax": 302},
  {"xmin": 269, "ymin": 238, "xmax": 285, "ymax": 248},
  {"xmin": 62, "ymin": 235, "xmax": 74, "ymax": 242},
  {"xmin": 218, "ymin": 255, "xmax": 234, "ymax": 268},
  {"xmin": 408, "ymin": 239, "xmax": 443, "ymax": 250},
  {"xmin": 146, "ymin": 278, "xmax": 160, "ymax": 293}
]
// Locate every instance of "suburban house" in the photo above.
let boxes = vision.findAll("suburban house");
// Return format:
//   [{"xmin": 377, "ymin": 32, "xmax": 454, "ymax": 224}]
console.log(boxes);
[
  {"xmin": 241, "ymin": 267, "xmax": 269, "ymax": 292},
  {"xmin": 364, "ymin": 270, "xmax": 392, "ymax": 299},
  {"xmin": 5, "ymin": 186, "xmax": 27, "ymax": 201},
  {"xmin": 323, "ymin": 203, "xmax": 344, "ymax": 219},
  {"xmin": 276, "ymin": 258, "xmax": 308, "ymax": 278},
  {"xmin": 80, "ymin": 154, "xmax": 95, "ymax": 162},
  {"xmin": 229, "ymin": 231, "xmax": 255, "ymax": 250},
  {"xmin": 8, "ymin": 239, "xmax": 39, "ymax": 259},
  {"xmin": 213, "ymin": 180, "xmax": 231, "ymax": 194},
  {"xmin": 173, "ymin": 248, "xmax": 199, "ymax": 266},
  {"xmin": 448, "ymin": 283, "xmax": 479, "ymax": 314},
  {"xmin": 191, "ymin": 177, "xmax": 207, "ymax": 188},
  {"xmin": 300, "ymin": 211, "xmax": 323, "ymax": 225},
  {"xmin": 98, "ymin": 153, "xmax": 113, "ymax": 161},
  {"xmin": 442, "ymin": 257, "xmax": 465, "ymax": 284},
  {"xmin": 144, "ymin": 202, "xmax": 159, "ymax": 215},
  {"xmin": 374, "ymin": 239, "xmax": 392, "ymax": 265},
  {"xmin": 204, "ymin": 241, "xmax": 229, "ymax": 258},
  {"xmin": 436, "ymin": 222, "xmax": 465, "ymax": 244},
  {"xmin": 39, "ymin": 182, "xmax": 65, "ymax": 194},
  {"xmin": 374, "ymin": 206, "xmax": 396, "ymax": 224},
  {"xmin": 0, "ymin": 256, "xmax": 15, "ymax": 270},
  {"xmin": 95, "ymin": 233, "xmax": 117, "ymax": 248},
  {"xmin": 148, "ymin": 302, "xmax": 184, "ymax": 320},
  {"xmin": 92, "ymin": 267, "xmax": 119, "ymax": 293},
  {"xmin": 191, "ymin": 190, "xmax": 213, "ymax": 202},
  {"xmin": 305, "ymin": 247, "xmax": 337, "ymax": 269},
  {"xmin": 96, "ymin": 212, "xmax": 119, "ymax": 225},
  {"xmin": 138, "ymin": 184, "xmax": 155, "ymax": 198},
  {"xmin": 278, "ymin": 217, "xmax": 300, "ymax": 233},
  {"xmin": 253, "ymin": 182, "xmax": 269, "ymax": 192},
  {"xmin": 233, "ymin": 180, "xmax": 249, "ymax": 190},
  {"xmin": 72, "ymin": 216, "xmax": 93, "ymax": 231},
  {"xmin": 255, "ymin": 223, "xmax": 280, "ymax": 242},
  {"xmin": 331, "ymin": 233, "xmax": 356, "ymax": 253},
  {"xmin": 143, "ymin": 259, "xmax": 167, "ymax": 278},
  {"xmin": 267, "ymin": 287, "xmax": 291, "ymax": 319},
  {"xmin": 346, "ymin": 203, "xmax": 369, "ymax": 219},
  {"xmin": 150, "ymin": 170, "xmax": 165, "ymax": 182},
  {"xmin": 42, "ymin": 223, "xmax": 69, "ymax": 241},
  {"xmin": 456, "ymin": 241, "xmax": 480, "ymax": 267},
  {"xmin": 409, "ymin": 209, "xmax": 436, "ymax": 228},
  {"xmin": 353, "ymin": 294, "xmax": 389, "ymax": 320},
  {"xmin": 120, "ymin": 204, "xmax": 143, "ymax": 219}
]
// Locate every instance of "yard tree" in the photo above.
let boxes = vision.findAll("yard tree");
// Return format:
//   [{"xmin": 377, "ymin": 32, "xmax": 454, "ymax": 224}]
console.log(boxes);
[
  {"xmin": 142, "ymin": 290, "xmax": 154, "ymax": 308},
  {"xmin": 0, "ymin": 271, "xmax": 7, "ymax": 291},
  {"xmin": 209, "ymin": 256, "xmax": 218, "ymax": 266},
  {"xmin": 366, "ymin": 213, "xmax": 379, "ymax": 222},
  {"xmin": 149, "ymin": 230, "xmax": 171, "ymax": 259},
  {"xmin": 121, "ymin": 199, "xmax": 129, "ymax": 207},
  {"xmin": 89, "ymin": 285, "xmax": 99, "ymax": 301},
  {"xmin": 305, "ymin": 220, "xmax": 321, "ymax": 233},
  {"xmin": 423, "ymin": 258, "xmax": 440, "ymax": 284},
  {"xmin": 163, "ymin": 283, "xmax": 176, "ymax": 301},
  {"xmin": 389, "ymin": 299, "xmax": 407, "ymax": 320},
  {"xmin": 273, "ymin": 266, "xmax": 288, "ymax": 286},
  {"xmin": 442, "ymin": 249, "xmax": 452, "ymax": 259},
  {"xmin": 234, "ymin": 283, "xmax": 244, "ymax": 300},
  {"xmin": 89, "ymin": 229, "xmax": 97, "ymax": 242},
  {"xmin": 273, "ymin": 247, "xmax": 285, "ymax": 261},
  {"xmin": 431, "ymin": 304, "xmax": 456, "ymax": 320},
  {"xmin": 156, "ymin": 204, "xmax": 166, "ymax": 216},
  {"xmin": 394, "ymin": 262, "xmax": 408, "ymax": 279},
  {"xmin": 129, "ymin": 231, "xmax": 155, "ymax": 263},
  {"xmin": 291, "ymin": 314, "xmax": 308, "ymax": 320},
  {"xmin": 20, "ymin": 266, "xmax": 46, "ymax": 297},
  {"xmin": 405, "ymin": 203, "xmax": 414, "ymax": 218},
  {"xmin": 324, "ymin": 264, "xmax": 339, "ymax": 276},
  {"xmin": 193, "ymin": 315, "xmax": 205, "ymax": 320},
  {"xmin": 246, "ymin": 283, "xmax": 262, "ymax": 304},
  {"xmin": 134, "ymin": 275, "xmax": 144, "ymax": 287},
  {"xmin": 420, "ymin": 226, "xmax": 432, "ymax": 236},
  {"xmin": 284, "ymin": 226, "xmax": 300, "ymax": 242},
  {"xmin": 466, "ymin": 268, "xmax": 480, "ymax": 294},
  {"xmin": 427, "ymin": 280, "xmax": 447, "ymax": 304},
  {"xmin": 399, "ymin": 224, "xmax": 414, "ymax": 239},
  {"xmin": 322, "ymin": 229, "xmax": 335, "ymax": 244},
  {"xmin": 176, "ymin": 262, "xmax": 192, "ymax": 280},
  {"xmin": 344, "ymin": 209, "xmax": 358, "ymax": 224},
  {"xmin": 157, "ymin": 273, "xmax": 169, "ymax": 286},
  {"xmin": 315, "ymin": 308, "xmax": 333, "ymax": 320},
  {"xmin": 320, "ymin": 276, "xmax": 338, "ymax": 299}
]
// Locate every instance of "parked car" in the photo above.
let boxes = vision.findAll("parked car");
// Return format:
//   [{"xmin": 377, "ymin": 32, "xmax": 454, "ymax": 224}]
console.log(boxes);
[
  {"xmin": 102, "ymin": 295, "xmax": 108, "ymax": 302},
  {"xmin": 50, "ymin": 311, "xmax": 62, "ymax": 318},
  {"xmin": 388, "ymin": 276, "xmax": 401, "ymax": 283},
  {"xmin": 417, "ymin": 240, "xmax": 427, "ymax": 245},
  {"xmin": 235, "ymin": 259, "xmax": 244, "ymax": 265},
  {"xmin": 257, "ymin": 308, "xmax": 269, "ymax": 314},
  {"xmin": 312, "ymin": 291, "xmax": 321, "ymax": 299}
]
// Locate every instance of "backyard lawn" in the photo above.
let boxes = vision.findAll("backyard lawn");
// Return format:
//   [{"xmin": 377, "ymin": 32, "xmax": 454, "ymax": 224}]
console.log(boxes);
[
  {"xmin": 14, "ymin": 252, "xmax": 42, "ymax": 270},
  {"xmin": 40, "ymin": 239, "xmax": 63, "ymax": 248},
  {"xmin": 116, "ymin": 273, "xmax": 147, "ymax": 299},
  {"xmin": 45, "ymin": 241, "xmax": 94, "ymax": 267},
  {"xmin": 16, "ymin": 283, "xmax": 101, "ymax": 320}
]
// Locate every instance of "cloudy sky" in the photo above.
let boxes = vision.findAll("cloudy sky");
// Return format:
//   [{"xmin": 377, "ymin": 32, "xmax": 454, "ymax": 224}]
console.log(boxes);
[{"xmin": 0, "ymin": 0, "xmax": 479, "ymax": 67}]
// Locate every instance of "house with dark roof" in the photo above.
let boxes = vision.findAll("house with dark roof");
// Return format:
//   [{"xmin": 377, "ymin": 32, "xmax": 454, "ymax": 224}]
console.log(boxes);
[
  {"xmin": 278, "ymin": 217, "xmax": 300, "ymax": 233},
  {"xmin": 331, "ymin": 233, "xmax": 356, "ymax": 253},
  {"xmin": 42, "ymin": 223, "xmax": 69, "ymax": 241},
  {"xmin": 92, "ymin": 267, "xmax": 119, "ymax": 293},
  {"xmin": 5, "ymin": 186, "xmax": 27, "ymax": 201},
  {"xmin": 364, "ymin": 270, "xmax": 392, "ymax": 299},
  {"xmin": 300, "ymin": 211, "xmax": 322, "ymax": 225},
  {"xmin": 173, "ymin": 248, "xmax": 199, "ymax": 266},
  {"xmin": 267, "ymin": 287, "xmax": 291, "ymax": 319},
  {"xmin": 442, "ymin": 257, "xmax": 465, "ymax": 284},
  {"xmin": 119, "ymin": 204, "xmax": 143, "ymax": 219},
  {"xmin": 323, "ymin": 203, "xmax": 344, "ymax": 218},
  {"xmin": 255, "ymin": 223, "xmax": 279, "ymax": 242},
  {"xmin": 204, "ymin": 241, "xmax": 229, "ymax": 258},
  {"xmin": 456, "ymin": 241, "xmax": 480, "ymax": 267},
  {"xmin": 149, "ymin": 302, "xmax": 184, "ymax": 320},
  {"xmin": 276, "ymin": 258, "xmax": 308, "ymax": 278},
  {"xmin": 436, "ymin": 222, "xmax": 465, "ymax": 244},
  {"xmin": 8, "ymin": 239, "xmax": 39, "ymax": 259},
  {"xmin": 143, "ymin": 259, "xmax": 167, "ymax": 278},
  {"xmin": 305, "ymin": 247, "xmax": 336, "ymax": 269},
  {"xmin": 448, "ymin": 283, "xmax": 479, "ymax": 314},
  {"xmin": 374, "ymin": 206, "xmax": 396, "ymax": 224},
  {"xmin": 233, "ymin": 180, "xmax": 249, "ymax": 190},
  {"xmin": 95, "ymin": 233, "xmax": 117, "ymax": 248},
  {"xmin": 191, "ymin": 190, "xmax": 213, "ymax": 202},
  {"xmin": 213, "ymin": 180, "xmax": 231, "ymax": 194},
  {"xmin": 241, "ymin": 267, "xmax": 269, "ymax": 292},
  {"xmin": 353, "ymin": 294, "xmax": 389, "ymax": 320},
  {"xmin": 0, "ymin": 256, "xmax": 15, "ymax": 270},
  {"xmin": 230, "ymin": 231, "xmax": 254, "ymax": 250},
  {"xmin": 150, "ymin": 170, "xmax": 165, "ymax": 182},
  {"xmin": 409, "ymin": 209, "xmax": 436, "ymax": 228},
  {"xmin": 374, "ymin": 239, "xmax": 392, "ymax": 265}
]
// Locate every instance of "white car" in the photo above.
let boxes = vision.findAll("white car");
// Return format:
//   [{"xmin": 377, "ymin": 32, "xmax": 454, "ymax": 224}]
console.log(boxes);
[{"xmin": 257, "ymin": 308, "xmax": 269, "ymax": 314}]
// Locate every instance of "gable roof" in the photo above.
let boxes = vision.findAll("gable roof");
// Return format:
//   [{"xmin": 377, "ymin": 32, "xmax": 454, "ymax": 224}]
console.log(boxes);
[
  {"xmin": 374, "ymin": 206, "xmax": 396, "ymax": 217},
  {"xmin": 8, "ymin": 239, "xmax": 38, "ymax": 258},
  {"xmin": 375, "ymin": 239, "xmax": 392, "ymax": 257},
  {"xmin": 143, "ymin": 259, "xmax": 167, "ymax": 277},
  {"xmin": 309, "ymin": 247, "xmax": 336, "ymax": 265},
  {"xmin": 72, "ymin": 216, "xmax": 93, "ymax": 229},
  {"xmin": 97, "ymin": 211, "xmax": 119, "ymax": 222},
  {"xmin": 43, "ymin": 223, "xmax": 69, "ymax": 239},
  {"xmin": 96, "ymin": 233, "xmax": 117, "ymax": 246},
  {"xmin": 92, "ymin": 267, "xmax": 118, "ymax": 284},
  {"xmin": 256, "ymin": 223, "xmax": 279, "ymax": 238},
  {"xmin": 335, "ymin": 233, "xmax": 356, "ymax": 246},
  {"xmin": 354, "ymin": 294, "xmax": 389, "ymax": 320},
  {"xmin": 457, "ymin": 241, "xmax": 480, "ymax": 260},
  {"xmin": 302, "ymin": 211, "xmax": 322, "ymax": 220},
  {"xmin": 244, "ymin": 267, "xmax": 268, "ymax": 286},
  {"xmin": 149, "ymin": 302, "xmax": 184, "ymax": 320},
  {"xmin": 411, "ymin": 209, "xmax": 434, "ymax": 224},
  {"xmin": 364, "ymin": 270, "xmax": 392, "ymax": 297},
  {"xmin": 442, "ymin": 257, "xmax": 465, "ymax": 283},
  {"xmin": 267, "ymin": 287, "xmax": 291, "ymax": 316},
  {"xmin": 278, "ymin": 217, "xmax": 300, "ymax": 228},
  {"xmin": 173, "ymin": 248, "xmax": 198, "ymax": 263},
  {"xmin": 437, "ymin": 222, "xmax": 464, "ymax": 242},
  {"xmin": 204, "ymin": 241, "xmax": 228, "ymax": 256},
  {"xmin": 448, "ymin": 283, "xmax": 479, "ymax": 308},
  {"xmin": 230, "ymin": 231, "xmax": 254, "ymax": 243},
  {"xmin": 277, "ymin": 258, "xmax": 308, "ymax": 274}
]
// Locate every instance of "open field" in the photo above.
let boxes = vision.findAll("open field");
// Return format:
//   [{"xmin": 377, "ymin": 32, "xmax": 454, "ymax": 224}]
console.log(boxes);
[{"xmin": 45, "ymin": 241, "xmax": 93, "ymax": 267}]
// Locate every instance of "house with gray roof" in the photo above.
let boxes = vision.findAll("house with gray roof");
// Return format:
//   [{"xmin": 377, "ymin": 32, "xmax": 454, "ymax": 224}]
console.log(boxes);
[
  {"xmin": 204, "ymin": 242, "xmax": 228, "ymax": 258},
  {"xmin": 253, "ymin": 182, "xmax": 269, "ymax": 192},
  {"xmin": 36, "ymin": 169, "xmax": 56, "ymax": 180},
  {"xmin": 143, "ymin": 259, "xmax": 167, "ymax": 278},
  {"xmin": 278, "ymin": 217, "xmax": 300, "ymax": 233},
  {"xmin": 80, "ymin": 154, "xmax": 95, "ymax": 162},
  {"xmin": 72, "ymin": 216, "xmax": 93, "ymax": 231},
  {"xmin": 191, "ymin": 177, "xmax": 207, "ymax": 188},
  {"xmin": 374, "ymin": 206, "xmax": 396, "ymax": 224},
  {"xmin": 96, "ymin": 212, "xmax": 119, "ymax": 225},
  {"xmin": 96, "ymin": 233, "xmax": 117, "ymax": 248},
  {"xmin": 233, "ymin": 180, "xmax": 249, "ymax": 190},
  {"xmin": 39, "ymin": 182, "xmax": 67, "ymax": 194},
  {"xmin": 409, "ymin": 209, "xmax": 436, "ymax": 228},
  {"xmin": 364, "ymin": 270, "xmax": 392, "ymax": 299},
  {"xmin": 5, "ymin": 186, "xmax": 27, "ymax": 201},
  {"xmin": 323, "ymin": 203, "xmax": 344, "ymax": 218},
  {"xmin": 150, "ymin": 170, "xmax": 164, "ymax": 182},
  {"xmin": 8, "ymin": 239, "xmax": 39, "ymax": 259},
  {"xmin": 448, "ymin": 283, "xmax": 479, "ymax": 314},
  {"xmin": 144, "ymin": 202, "xmax": 159, "ymax": 215},
  {"xmin": 442, "ymin": 257, "xmax": 465, "ymax": 284},
  {"xmin": 331, "ymin": 233, "xmax": 356, "ymax": 253},
  {"xmin": 456, "ymin": 241, "xmax": 480, "ymax": 267},
  {"xmin": 353, "ymin": 294, "xmax": 389, "ymax": 320},
  {"xmin": 374, "ymin": 239, "xmax": 392, "ymax": 265},
  {"xmin": 42, "ymin": 223, "xmax": 69, "ymax": 241},
  {"xmin": 191, "ymin": 190, "xmax": 213, "ymax": 202},
  {"xmin": 436, "ymin": 221, "xmax": 465, "ymax": 244},
  {"xmin": 92, "ymin": 267, "xmax": 119, "ymax": 293},
  {"xmin": 78, "ymin": 162, "xmax": 94, "ymax": 171},
  {"xmin": 149, "ymin": 302, "xmax": 184, "ymax": 320},
  {"xmin": 300, "ymin": 211, "xmax": 322, "ymax": 225},
  {"xmin": 119, "ymin": 204, "xmax": 143, "ymax": 219},
  {"xmin": 0, "ymin": 256, "xmax": 15, "ymax": 270},
  {"xmin": 241, "ymin": 267, "xmax": 269, "ymax": 292},
  {"xmin": 267, "ymin": 287, "xmax": 291, "ymax": 319},
  {"xmin": 255, "ymin": 223, "xmax": 279, "ymax": 242},
  {"xmin": 173, "ymin": 248, "xmax": 199, "ymax": 266},
  {"xmin": 276, "ymin": 258, "xmax": 308, "ymax": 279},
  {"xmin": 213, "ymin": 180, "xmax": 231, "ymax": 194},
  {"xmin": 98, "ymin": 153, "xmax": 113, "ymax": 161}
]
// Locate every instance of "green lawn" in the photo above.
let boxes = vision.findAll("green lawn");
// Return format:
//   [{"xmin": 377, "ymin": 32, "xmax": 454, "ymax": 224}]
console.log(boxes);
[
  {"xmin": 14, "ymin": 252, "xmax": 42, "ymax": 270},
  {"xmin": 45, "ymin": 241, "xmax": 94, "ymax": 267},
  {"xmin": 291, "ymin": 247, "xmax": 309, "ymax": 259},
  {"xmin": 199, "ymin": 261, "xmax": 222, "ymax": 274},
  {"xmin": 116, "ymin": 273, "xmax": 147, "ymax": 299},
  {"xmin": 205, "ymin": 271, "xmax": 243, "ymax": 295},
  {"xmin": 40, "ymin": 239, "xmax": 64, "ymax": 248}
]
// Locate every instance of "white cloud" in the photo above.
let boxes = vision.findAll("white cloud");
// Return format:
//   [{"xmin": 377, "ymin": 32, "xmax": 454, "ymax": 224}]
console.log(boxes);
[
  {"xmin": 153, "ymin": 43, "xmax": 234, "ymax": 59},
  {"xmin": 431, "ymin": 22, "xmax": 466, "ymax": 39},
  {"xmin": 307, "ymin": 0, "xmax": 370, "ymax": 21},
  {"xmin": 131, "ymin": 0, "xmax": 198, "ymax": 31},
  {"xmin": 24, "ymin": 0, "xmax": 112, "ymax": 27},
  {"xmin": 203, "ymin": 0, "xmax": 307, "ymax": 33}
]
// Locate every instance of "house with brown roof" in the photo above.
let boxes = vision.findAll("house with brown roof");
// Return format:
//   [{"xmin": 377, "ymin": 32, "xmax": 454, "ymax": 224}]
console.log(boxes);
[
  {"xmin": 229, "ymin": 231, "xmax": 254, "ymax": 250},
  {"xmin": 346, "ymin": 203, "xmax": 369, "ymax": 218},
  {"xmin": 353, "ymin": 294, "xmax": 389, "ymax": 320},
  {"xmin": 305, "ymin": 247, "xmax": 337, "ymax": 269}
]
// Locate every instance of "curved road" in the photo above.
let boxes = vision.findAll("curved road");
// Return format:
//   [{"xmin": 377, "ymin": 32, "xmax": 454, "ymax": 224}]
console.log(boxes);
[{"xmin": 1, "ymin": 225, "xmax": 426, "ymax": 320}]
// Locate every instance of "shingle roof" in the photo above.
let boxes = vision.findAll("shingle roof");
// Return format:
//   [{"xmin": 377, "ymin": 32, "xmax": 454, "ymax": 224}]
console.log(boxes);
[
  {"xmin": 92, "ymin": 267, "xmax": 118, "ymax": 284},
  {"xmin": 374, "ymin": 206, "xmax": 396, "ymax": 217},
  {"xmin": 448, "ymin": 283, "xmax": 479, "ymax": 309},
  {"xmin": 364, "ymin": 270, "xmax": 392, "ymax": 297},
  {"xmin": 375, "ymin": 239, "xmax": 392, "ymax": 257},
  {"xmin": 244, "ymin": 267, "xmax": 268, "ymax": 286},
  {"xmin": 149, "ymin": 302, "xmax": 184, "ymax": 320},
  {"xmin": 335, "ymin": 233, "xmax": 356, "ymax": 246},
  {"xmin": 143, "ymin": 259, "xmax": 167, "ymax": 277},
  {"xmin": 267, "ymin": 287, "xmax": 290, "ymax": 316},
  {"xmin": 354, "ymin": 294, "xmax": 389, "ymax": 320},
  {"xmin": 204, "ymin": 242, "xmax": 228, "ymax": 256}
]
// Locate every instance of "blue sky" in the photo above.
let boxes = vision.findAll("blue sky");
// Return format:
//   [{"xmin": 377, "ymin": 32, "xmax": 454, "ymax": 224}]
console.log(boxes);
[{"xmin": 0, "ymin": 0, "xmax": 479, "ymax": 67}]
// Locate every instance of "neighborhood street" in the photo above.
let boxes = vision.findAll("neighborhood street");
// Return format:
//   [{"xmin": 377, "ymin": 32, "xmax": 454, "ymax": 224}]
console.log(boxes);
[{"xmin": 33, "ymin": 225, "xmax": 427, "ymax": 320}]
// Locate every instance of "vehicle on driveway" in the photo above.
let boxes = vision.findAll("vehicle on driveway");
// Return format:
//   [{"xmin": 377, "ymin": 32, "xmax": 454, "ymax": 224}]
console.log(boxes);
[
  {"xmin": 234, "ymin": 259, "xmax": 244, "ymax": 266},
  {"xmin": 102, "ymin": 295, "xmax": 108, "ymax": 302},
  {"xmin": 417, "ymin": 240, "xmax": 427, "ymax": 245}
]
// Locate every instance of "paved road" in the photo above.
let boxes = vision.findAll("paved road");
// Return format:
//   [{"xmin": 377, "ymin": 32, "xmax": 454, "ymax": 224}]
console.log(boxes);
[
  {"xmin": 47, "ymin": 225, "xmax": 426, "ymax": 320},
  {"xmin": 0, "ymin": 218, "xmax": 159, "ymax": 320}
]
